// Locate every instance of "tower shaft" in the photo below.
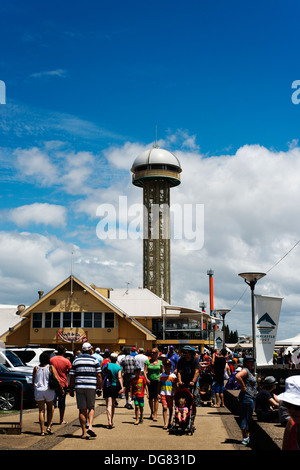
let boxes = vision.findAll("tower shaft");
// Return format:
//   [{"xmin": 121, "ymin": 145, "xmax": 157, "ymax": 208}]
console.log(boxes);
[{"xmin": 143, "ymin": 179, "xmax": 171, "ymax": 304}]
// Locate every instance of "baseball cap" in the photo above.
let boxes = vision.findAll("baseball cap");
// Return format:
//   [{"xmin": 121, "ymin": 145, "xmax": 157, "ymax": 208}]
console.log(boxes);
[
  {"xmin": 277, "ymin": 376, "xmax": 300, "ymax": 407},
  {"xmin": 182, "ymin": 345, "xmax": 195, "ymax": 352},
  {"xmin": 243, "ymin": 355, "xmax": 256, "ymax": 362},
  {"xmin": 82, "ymin": 342, "xmax": 92, "ymax": 351}
]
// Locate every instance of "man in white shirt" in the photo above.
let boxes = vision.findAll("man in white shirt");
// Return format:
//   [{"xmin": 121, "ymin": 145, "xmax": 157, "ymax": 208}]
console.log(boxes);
[{"xmin": 134, "ymin": 348, "xmax": 147, "ymax": 375}]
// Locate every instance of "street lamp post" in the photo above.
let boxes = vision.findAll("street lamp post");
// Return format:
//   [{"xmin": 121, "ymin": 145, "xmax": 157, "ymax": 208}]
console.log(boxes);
[
  {"xmin": 217, "ymin": 309, "xmax": 231, "ymax": 348},
  {"xmin": 199, "ymin": 301, "xmax": 206, "ymax": 341},
  {"xmin": 238, "ymin": 272, "xmax": 266, "ymax": 374}
]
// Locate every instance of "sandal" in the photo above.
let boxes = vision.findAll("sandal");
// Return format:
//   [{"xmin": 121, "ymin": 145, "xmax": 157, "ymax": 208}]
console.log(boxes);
[{"xmin": 46, "ymin": 427, "xmax": 53, "ymax": 435}]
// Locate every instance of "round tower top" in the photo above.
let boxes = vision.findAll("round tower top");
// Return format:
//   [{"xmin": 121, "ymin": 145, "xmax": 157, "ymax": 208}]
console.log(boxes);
[
  {"xmin": 131, "ymin": 146, "xmax": 182, "ymax": 188},
  {"xmin": 131, "ymin": 146, "xmax": 181, "ymax": 172}
]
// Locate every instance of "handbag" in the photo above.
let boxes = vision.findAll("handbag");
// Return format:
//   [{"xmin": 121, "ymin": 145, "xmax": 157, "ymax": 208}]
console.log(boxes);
[{"xmin": 49, "ymin": 366, "xmax": 61, "ymax": 393}]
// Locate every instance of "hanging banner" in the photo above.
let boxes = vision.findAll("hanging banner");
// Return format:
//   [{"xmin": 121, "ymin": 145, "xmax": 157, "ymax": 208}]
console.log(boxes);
[
  {"xmin": 215, "ymin": 331, "xmax": 224, "ymax": 349},
  {"xmin": 56, "ymin": 329, "xmax": 87, "ymax": 344},
  {"xmin": 255, "ymin": 295, "xmax": 283, "ymax": 366}
]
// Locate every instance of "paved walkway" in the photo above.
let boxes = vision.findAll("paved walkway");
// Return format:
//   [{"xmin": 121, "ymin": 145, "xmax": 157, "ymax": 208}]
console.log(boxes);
[{"xmin": 0, "ymin": 395, "xmax": 248, "ymax": 452}]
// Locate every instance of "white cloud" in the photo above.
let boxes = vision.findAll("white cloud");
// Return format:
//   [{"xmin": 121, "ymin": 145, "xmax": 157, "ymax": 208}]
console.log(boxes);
[
  {"xmin": 29, "ymin": 69, "xmax": 67, "ymax": 79},
  {"xmin": 97, "ymin": 139, "xmax": 300, "ymax": 339},
  {"xmin": 0, "ymin": 231, "xmax": 72, "ymax": 302},
  {"xmin": 14, "ymin": 147, "xmax": 58, "ymax": 186},
  {"xmin": 8, "ymin": 203, "xmax": 67, "ymax": 227},
  {"xmin": 2, "ymin": 136, "xmax": 300, "ymax": 339}
]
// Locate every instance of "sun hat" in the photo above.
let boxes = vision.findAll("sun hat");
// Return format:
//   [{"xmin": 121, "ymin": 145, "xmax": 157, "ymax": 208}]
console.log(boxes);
[
  {"xmin": 263, "ymin": 376, "xmax": 278, "ymax": 386},
  {"xmin": 82, "ymin": 342, "xmax": 92, "ymax": 351},
  {"xmin": 277, "ymin": 376, "xmax": 300, "ymax": 407}
]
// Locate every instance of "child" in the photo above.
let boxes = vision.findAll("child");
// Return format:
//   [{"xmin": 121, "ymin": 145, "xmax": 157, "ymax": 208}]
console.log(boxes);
[
  {"xmin": 158, "ymin": 360, "xmax": 177, "ymax": 429},
  {"xmin": 176, "ymin": 397, "xmax": 188, "ymax": 423},
  {"xmin": 130, "ymin": 367, "xmax": 148, "ymax": 425}
]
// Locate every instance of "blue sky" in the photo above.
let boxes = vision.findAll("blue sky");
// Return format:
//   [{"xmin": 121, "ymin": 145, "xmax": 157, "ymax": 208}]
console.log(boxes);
[{"xmin": 1, "ymin": 0, "xmax": 300, "ymax": 341}]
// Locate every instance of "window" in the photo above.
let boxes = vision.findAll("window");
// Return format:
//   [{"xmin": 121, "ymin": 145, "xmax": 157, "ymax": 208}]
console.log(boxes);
[
  {"xmin": 83, "ymin": 312, "xmax": 102, "ymax": 328},
  {"xmin": 84, "ymin": 312, "xmax": 93, "ymax": 328},
  {"xmin": 104, "ymin": 312, "xmax": 114, "ymax": 328},
  {"xmin": 94, "ymin": 312, "xmax": 102, "ymax": 328},
  {"xmin": 73, "ymin": 312, "xmax": 82, "ymax": 327},
  {"xmin": 63, "ymin": 312, "xmax": 71, "ymax": 327},
  {"xmin": 32, "ymin": 312, "xmax": 42, "ymax": 328},
  {"xmin": 45, "ymin": 312, "xmax": 52, "ymax": 328},
  {"xmin": 45, "ymin": 312, "xmax": 61, "ymax": 328},
  {"xmin": 33, "ymin": 311, "xmax": 109, "ymax": 329},
  {"xmin": 53, "ymin": 312, "xmax": 61, "ymax": 328}
]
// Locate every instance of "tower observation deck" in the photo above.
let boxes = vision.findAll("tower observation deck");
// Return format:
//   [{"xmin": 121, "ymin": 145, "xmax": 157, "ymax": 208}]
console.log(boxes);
[{"xmin": 131, "ymin": 146, "xmax": 182, "ymax": 304}]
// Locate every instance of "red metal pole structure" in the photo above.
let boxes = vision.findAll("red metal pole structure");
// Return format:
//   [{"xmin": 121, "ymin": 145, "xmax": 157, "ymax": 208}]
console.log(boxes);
[{"xmin": 207, "ymin": 269, "xmax": 214, "ymax": 314}]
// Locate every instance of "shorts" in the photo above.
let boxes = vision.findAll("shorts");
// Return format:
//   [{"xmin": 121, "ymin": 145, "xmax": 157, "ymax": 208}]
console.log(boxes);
[
  {"xmin": 103, "ymin": 385, "xmax": 120, "ymax": 400},
  {"xmin": 212, "ymin": 381, "xmax": 224, "ymax": 394},
  {"xmin": 160, "ymin": 394, "xmax": 173, "ymax": 409},
  {"xmin": 34, "ymin": 388, "xmax": 55, "ymax": 403},
  {"xmin": 148, "ymin": 380, "xmax": 159, "ymax": 400},
  {"xmin": 123, "ymin": 373, "xmax": 134, "ymax": 390},
  {"xmin": 75, "ymin": 388, "xmax": 96, "ymax": 410},
  {"xmin": 133, "ymin": 396, "xmax": 145, "ymax": 407},
  {"xmin": 53, "ymin": 387, "xmax": 68, "ymax": 409}
]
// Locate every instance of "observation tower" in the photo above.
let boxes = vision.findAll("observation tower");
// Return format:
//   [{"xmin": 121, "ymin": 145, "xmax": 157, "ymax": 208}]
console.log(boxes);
[{"xmin": 131, "ymin": 145, "xmax": 182, "ymax": 304}]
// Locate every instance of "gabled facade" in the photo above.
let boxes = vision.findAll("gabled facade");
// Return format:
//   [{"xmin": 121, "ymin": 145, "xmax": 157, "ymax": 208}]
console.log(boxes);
[
  {"xmin": 3, "ymin": 276, "xmax": 156, "ymax": 351},
  {"xmin": 2, "ymin": 275, "xmax": 214, "ymax": 353}
]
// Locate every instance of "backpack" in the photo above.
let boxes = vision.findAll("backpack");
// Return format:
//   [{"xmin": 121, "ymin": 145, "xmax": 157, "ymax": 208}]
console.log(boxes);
[{"xmin": 102, "ymin": 364, "xmax": 113, "ymax": 388}]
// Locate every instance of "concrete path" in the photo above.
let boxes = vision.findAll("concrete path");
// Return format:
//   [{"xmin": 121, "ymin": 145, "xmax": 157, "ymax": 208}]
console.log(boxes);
[{"xmin": 0, "ymin": 395, "xmax": 248, "ymax": 452}]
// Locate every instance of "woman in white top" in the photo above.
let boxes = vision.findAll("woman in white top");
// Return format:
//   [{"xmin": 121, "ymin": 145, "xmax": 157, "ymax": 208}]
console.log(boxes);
[{"xmin": 32, "ymin": 352, "xmax": 62, "ymax": 436}]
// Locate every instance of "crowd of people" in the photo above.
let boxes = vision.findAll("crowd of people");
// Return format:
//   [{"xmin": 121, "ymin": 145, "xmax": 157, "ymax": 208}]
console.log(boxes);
[{"xmin": 31, "ymin": 343, "xmax": 300, "ymax": 449}]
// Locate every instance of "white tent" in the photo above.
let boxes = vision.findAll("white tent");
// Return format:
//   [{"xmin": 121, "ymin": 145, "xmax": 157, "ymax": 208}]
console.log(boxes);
[
  {"xmin": 275, "ymin": 334, "xmax": 300, "ymax": 365},
  {"xmin": 275, "ymin": 333, "xmax": 300, "ymax": 346}
]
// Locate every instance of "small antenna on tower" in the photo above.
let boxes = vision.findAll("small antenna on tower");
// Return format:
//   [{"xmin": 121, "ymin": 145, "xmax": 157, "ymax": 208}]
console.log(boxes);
[
  {"xmin": 153, "ymin": 123, "xmax": 160, "ymax": 148},
  {"xmin": 71, "ymin": 251, "xmax": 74, "ymax": 296}
]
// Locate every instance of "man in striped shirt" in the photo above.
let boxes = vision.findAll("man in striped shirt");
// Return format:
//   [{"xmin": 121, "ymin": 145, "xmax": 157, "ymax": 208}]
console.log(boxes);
[{"xmin": 69, "ymin": 342, "xmax": 102, "ymax": 439}]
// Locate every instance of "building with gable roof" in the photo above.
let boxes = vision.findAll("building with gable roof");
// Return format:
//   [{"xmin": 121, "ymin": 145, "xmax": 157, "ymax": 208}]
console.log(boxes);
[{"xmin": 1, "ymin": 275, "xmax": 213, "ymax": 352}]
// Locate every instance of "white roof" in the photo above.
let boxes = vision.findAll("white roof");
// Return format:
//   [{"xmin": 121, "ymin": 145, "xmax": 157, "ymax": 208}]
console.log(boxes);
[
  {"xmin": 131, "ymin": 147, "xmax": 181, "ymax": 171},
  {"xmin": 0, "ymin": 305, "xmax": 25, "ymax": 338},
  {"xmin": 110, "ymin": 288, "xmax": 163, "ymax": 318},
  {"xmin": 110, "ymin": 287, "xmax": 210, "ymax": 320}
]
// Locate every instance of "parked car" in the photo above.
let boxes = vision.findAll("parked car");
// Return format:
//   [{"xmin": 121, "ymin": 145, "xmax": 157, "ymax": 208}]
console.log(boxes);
[
  {"xmin": 7, "ymin": 347, "xmax": 55, "ymax": 368},
  {"xmin": 0, "ymin": 349, "xmax": 34, "ymax": 374},
  {"xmin": 0, "ymin": 363, "xmax": 34, "ymax": 411}
]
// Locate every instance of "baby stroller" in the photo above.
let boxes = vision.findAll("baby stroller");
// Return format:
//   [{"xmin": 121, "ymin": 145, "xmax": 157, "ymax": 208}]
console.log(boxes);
[
  {"xmin": 198, "ymin": 370, "xmax": 213, "ymax": 406},
  {"xmin": 169, "ymin": 387, "xmax": 195, "ymax": 435}
]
